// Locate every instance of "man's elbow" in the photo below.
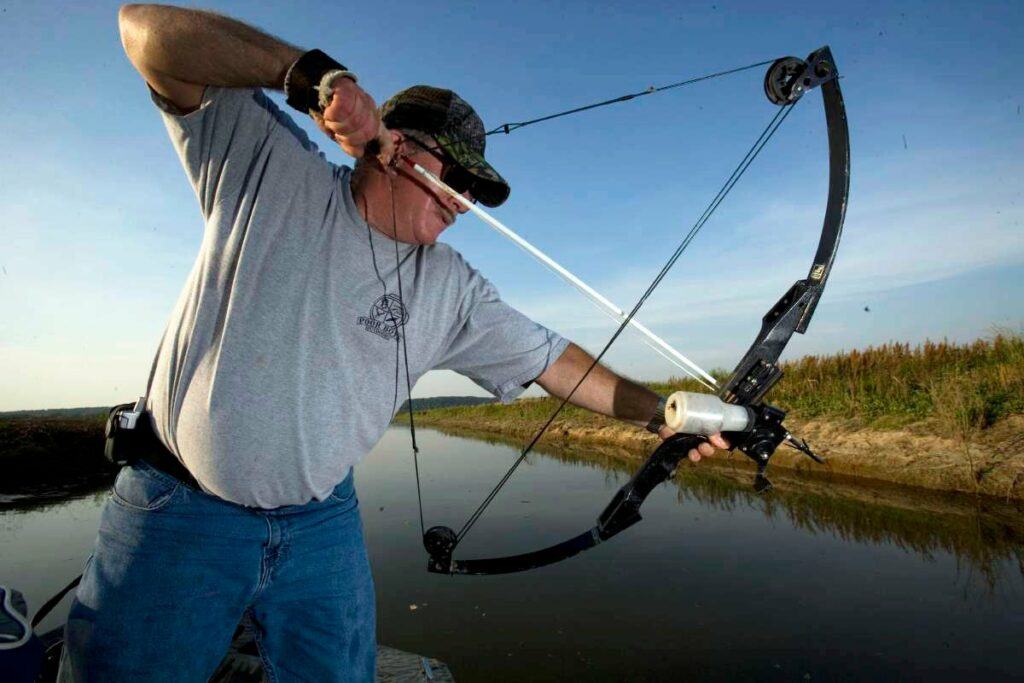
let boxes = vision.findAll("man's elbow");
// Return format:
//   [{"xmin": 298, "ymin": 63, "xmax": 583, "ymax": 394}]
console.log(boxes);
[
  {"xmin": 119, "ymin": 4, "xmax": 166, "ymax": 68},
  {"xmin": 118, "ymin": 4, "xmax": 148, "ymax": 37},
  {"xmin": 118, "ymin": 4, "xmax": 147, "ymax": 64}
]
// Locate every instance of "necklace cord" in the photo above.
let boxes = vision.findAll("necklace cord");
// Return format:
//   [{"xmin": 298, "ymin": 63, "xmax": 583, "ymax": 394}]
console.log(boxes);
[{"xmin": 387, "ymin": 173, "xmax": 426, "ymax": 537}]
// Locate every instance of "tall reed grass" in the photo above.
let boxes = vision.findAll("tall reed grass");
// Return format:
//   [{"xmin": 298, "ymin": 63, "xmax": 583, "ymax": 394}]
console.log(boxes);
[
  {"xmin": 420, "ymin": 332, "xmax": 1024, "ymax": 436},
  {"xmin": 647, "ymin": 331, "xmax": 1024, "ymax": 433}
]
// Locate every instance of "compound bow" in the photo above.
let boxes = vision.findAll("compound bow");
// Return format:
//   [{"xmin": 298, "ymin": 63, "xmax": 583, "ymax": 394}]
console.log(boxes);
[{"xmin": 417, "ymin": 46, "xmax": 850, "ymax": 575}]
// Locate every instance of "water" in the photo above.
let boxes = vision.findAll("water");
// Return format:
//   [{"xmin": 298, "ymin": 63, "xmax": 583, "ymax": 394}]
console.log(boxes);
[{"xmin": 2, "ymin": 427, "xmax": 1022, "ymax": 680}]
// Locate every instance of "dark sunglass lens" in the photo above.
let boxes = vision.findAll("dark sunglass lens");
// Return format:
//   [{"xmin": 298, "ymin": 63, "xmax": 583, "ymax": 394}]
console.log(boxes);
[{"xmin": 442, "ymin": 165, "xmax": 474, "ymax": 196}]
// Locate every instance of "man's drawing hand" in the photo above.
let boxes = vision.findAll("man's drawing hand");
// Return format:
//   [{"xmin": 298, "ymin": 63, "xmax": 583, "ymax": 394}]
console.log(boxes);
[{"xmin": 312, "ymin": 77, "xmax": 394, "ymax": 168}]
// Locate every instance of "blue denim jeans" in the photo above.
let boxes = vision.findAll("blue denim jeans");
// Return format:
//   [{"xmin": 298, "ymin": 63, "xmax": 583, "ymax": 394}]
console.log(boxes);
[{"xmin": 59, "ymin": 461, "xmax": 375, "ymax": 682}]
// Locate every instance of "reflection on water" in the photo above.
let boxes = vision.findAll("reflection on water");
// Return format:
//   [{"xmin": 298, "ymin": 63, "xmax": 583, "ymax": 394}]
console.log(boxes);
[
  {"xmin": 2, "ymin": 428, "xmax": 1022, "ymax": 680},
  {"xmin": 0, "ymin": 488, "xmax": 109, "ymax": 635},
  {"xmin": 368, "ymin": 427, "xmax": 1024, "ymax": 680},
  {"xmin": 535, "ymin": 431, "xmax": 1024, "ymax": 592}
]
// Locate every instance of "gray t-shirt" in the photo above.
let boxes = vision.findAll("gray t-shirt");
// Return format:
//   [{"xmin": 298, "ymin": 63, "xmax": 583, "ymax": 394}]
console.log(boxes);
[{"xmin": 146, "ymin": 86, "xmax": 568, "ymax": 508}]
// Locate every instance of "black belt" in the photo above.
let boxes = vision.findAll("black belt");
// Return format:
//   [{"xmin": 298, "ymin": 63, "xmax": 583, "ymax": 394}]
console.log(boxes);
[
  {"xmin": 142, "ymin": 444, "xmax": 201, "ymax": 490},
  {"xmin": 134, "ymin": 418, "xmax": 201, "ymax": 490}
]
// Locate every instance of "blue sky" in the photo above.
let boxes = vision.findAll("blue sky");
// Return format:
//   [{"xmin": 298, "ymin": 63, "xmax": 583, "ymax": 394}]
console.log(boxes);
[{"xmin": 1, "ymin": 0, "xmax": 1022, "ymax": 410}]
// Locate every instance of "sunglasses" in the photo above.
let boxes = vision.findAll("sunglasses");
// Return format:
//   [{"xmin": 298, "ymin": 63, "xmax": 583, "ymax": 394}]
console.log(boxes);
[{"xmin": 407, "ymin": 138, "xmax": 478, "ymax": 203}]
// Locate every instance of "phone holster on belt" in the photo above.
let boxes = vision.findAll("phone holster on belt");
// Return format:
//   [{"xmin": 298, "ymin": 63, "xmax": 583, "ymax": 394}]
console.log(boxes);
[{"xmin": 103, "ymin": 397, "xmax": 148, "ymax": 467}]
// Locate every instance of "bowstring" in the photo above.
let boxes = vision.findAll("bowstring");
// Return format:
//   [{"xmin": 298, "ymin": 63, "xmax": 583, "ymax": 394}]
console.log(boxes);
[
  {"xmin": 411, "ymin": 58, "xmax": 775, "ymax": 158},
  {"xmin": 486, "ymin": 58, "xmax": 775, "ymax": 135},
  {"xmin": 454, "ymin": 100, "xmax": 799, "ymax": 544}
]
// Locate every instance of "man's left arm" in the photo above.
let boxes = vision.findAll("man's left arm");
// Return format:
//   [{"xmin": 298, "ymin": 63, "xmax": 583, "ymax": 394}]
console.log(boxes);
[{"xmin": 535, "ymin": 343, "xmax": 727, "ymax": 461}]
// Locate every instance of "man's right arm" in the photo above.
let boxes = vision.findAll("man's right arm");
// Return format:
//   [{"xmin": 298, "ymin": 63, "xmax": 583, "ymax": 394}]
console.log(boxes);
[
  {"xmin": 117, "ymin": 4, "xmax": 301, "ymax": 113},
  {"xmin": 118, "ymin": 4, "xmax": 391, "ymax": 161}
]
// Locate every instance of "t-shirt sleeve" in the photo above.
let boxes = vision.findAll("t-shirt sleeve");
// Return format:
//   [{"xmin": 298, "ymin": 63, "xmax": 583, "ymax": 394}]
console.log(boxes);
[
  {"xmin": 150, "ymin": 86, "xmax": 336, "ymax": 222},
  {"xmin": 433, "ymin": 265, "xmax": 569, "ymax": 403}
]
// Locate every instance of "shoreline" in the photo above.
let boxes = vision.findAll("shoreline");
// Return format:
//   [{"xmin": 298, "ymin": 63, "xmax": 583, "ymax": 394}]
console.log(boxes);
[{"xmin": 401, "ymin": 409, "xmax": 1024, "ymax": 502}]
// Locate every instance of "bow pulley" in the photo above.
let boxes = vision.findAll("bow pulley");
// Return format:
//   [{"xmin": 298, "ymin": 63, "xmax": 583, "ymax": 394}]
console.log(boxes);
[{"xmin": 763, "ymin": 50, "xmax": 837, "ymax": 105}]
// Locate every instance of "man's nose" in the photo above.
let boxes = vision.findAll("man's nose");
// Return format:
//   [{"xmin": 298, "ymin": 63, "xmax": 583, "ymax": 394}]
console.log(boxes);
[{"xmin": 446, "ymin": 191, "xmax": 472, "ymax": 214}]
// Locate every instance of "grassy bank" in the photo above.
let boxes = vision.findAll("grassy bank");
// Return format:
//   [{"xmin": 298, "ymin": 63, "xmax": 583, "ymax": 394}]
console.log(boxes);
[{"xmin": 402, "ymin": 333, "xmax": 1024, "ymax": 500}]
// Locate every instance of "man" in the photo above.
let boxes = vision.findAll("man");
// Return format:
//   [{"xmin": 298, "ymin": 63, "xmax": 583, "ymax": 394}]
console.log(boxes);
[{"xmin": 61, "ymin": 4, "xmax": 726, "ymax": 681}]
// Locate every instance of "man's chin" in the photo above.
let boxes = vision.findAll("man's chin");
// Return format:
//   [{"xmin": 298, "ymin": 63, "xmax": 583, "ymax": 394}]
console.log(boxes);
[{"xmin": 416, "ymin": 221, "xmax": 449, "ymax": 245}]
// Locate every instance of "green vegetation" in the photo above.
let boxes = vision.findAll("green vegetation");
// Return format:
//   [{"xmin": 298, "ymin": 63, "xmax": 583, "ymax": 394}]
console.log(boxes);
[
  {"xmin": 401, "ymin": 333, "xmax": 1024, "ymax": 500},
  {"xmin": 409, "ymin": 332, "xmax": 1024, "ymax": 437},
  {"xmin": 398, "ymin": 396, "xmax": 495, "ymax": 412},
  {"xmin": 753, "ymin": 331, "xmax": 1024, "ymax": 431}
]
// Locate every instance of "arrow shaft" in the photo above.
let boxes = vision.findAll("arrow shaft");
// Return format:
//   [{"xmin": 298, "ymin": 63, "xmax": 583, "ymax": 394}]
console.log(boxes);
[{"xmin": 406, "ymin": 160, "xmax": 718, "ymax": 390}]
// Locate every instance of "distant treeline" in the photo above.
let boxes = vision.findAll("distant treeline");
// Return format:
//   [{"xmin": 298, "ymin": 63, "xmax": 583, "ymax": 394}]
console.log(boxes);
[
  {"xmin": 397, "ymin": 396, "xmax": 495, "ymax": 412},
  {"xmin": 0, "ymin": 397, "xmax": 495, "ymax": 463},
  {"xmin": 0, "ymin": 409, "xmax": 115, "ymax": 499},
  {"xmin": 0, "ymin": 406, "xmax": 109, "ymax": 419}
]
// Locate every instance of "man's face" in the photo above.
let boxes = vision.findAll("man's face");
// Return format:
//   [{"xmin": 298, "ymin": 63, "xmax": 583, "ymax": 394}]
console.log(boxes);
[{"xmin": 389, "ymin": 136, "xmax": 473, "ymax": 245}]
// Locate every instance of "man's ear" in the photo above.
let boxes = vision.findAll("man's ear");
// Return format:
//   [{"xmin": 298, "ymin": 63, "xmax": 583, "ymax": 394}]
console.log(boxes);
[
  {"xmin": 386, "ymin": 129, "xmax": 409, "ymax": 171},
  {"xmin": 389, "ymin": 129, "xmax": 406, "ymax": 151}
]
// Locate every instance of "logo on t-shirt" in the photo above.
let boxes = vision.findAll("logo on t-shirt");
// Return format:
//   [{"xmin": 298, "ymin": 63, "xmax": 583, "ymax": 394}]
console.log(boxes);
[{"xmin": 358, "ymin": 294, "xmax": 409, "ymax": 340}]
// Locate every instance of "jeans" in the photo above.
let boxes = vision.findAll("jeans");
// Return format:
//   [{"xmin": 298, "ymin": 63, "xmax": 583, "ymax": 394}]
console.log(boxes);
[{"xmin": 59, "ymin": 461, "xmax": 375, "ymax": 682}]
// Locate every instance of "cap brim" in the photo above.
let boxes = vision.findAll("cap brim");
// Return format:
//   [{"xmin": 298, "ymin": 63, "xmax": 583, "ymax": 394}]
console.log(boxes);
[{"xmin": 435, "ymin": 134, "xmax": 510, "ymax": 207}]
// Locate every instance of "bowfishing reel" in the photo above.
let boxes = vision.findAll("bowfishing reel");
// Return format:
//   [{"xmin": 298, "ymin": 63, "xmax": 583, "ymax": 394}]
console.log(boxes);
[{"xmin": 665, "ymin": 391, "xmax": 824, "ymax": 493}]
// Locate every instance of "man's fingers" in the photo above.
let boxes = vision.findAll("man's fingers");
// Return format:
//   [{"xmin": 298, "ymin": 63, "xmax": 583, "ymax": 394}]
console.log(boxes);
[
  {"xmin": 324, "ymin": 106, "xmax": 374, "ymax": 144},
  {"xmin": 322, "ymin": 80, "xmax": 380, "ymax": 149},
  {"xmin": 708, "ymin": 432, "xmax": 730, "ymax": 449},
  {"xmin": 686, "ymin": 439, "xmax": 718, "ymax": 463},
  {"xmin": 315, "ymin": 79, "xmax": 395, "ymax": 168}
]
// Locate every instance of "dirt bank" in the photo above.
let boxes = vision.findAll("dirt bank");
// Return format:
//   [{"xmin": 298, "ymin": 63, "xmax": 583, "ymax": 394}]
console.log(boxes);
[{"xmin": 405, "ymin": 411, "xmax": 1024, "ymax": 501}]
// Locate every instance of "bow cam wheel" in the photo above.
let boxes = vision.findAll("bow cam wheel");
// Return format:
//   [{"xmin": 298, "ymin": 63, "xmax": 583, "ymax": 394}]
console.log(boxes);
[{"xmin": 764, "ymin": 56, "xmax": 807, "ymax": 105}]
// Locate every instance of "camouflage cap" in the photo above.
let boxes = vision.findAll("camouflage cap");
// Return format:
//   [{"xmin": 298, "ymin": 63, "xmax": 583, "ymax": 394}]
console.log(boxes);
[{"xmin": 381, "ymin": 85, "xmax": 510, "ymax": 207}]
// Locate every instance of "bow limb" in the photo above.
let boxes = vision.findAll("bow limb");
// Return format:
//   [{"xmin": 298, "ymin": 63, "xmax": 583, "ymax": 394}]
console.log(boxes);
[
  {"xmin": 721, "ymin": 46, "xmax": 849, "ymax": 405},
  {"xmin": 426, "ymin": 435, "xmax": 704, "ymax": 575}
]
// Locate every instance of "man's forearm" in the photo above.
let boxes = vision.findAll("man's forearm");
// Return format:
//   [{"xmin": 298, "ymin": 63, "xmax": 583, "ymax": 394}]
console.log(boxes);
[
  {"xmin": 119, "ymin": 4, "xmax": 301, "ymax": 90},
  {"xmin": 536, "ymin": 343, "xmax": 660, "ymax": 428}
]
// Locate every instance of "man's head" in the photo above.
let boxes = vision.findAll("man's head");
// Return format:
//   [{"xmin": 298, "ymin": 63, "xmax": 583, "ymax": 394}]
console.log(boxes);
[{"xmin": 351, "ymin": 86, "xmax": 510, "ymax": 245}]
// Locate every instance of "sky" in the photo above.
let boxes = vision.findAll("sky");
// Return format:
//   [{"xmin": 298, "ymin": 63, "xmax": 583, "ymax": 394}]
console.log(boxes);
[{"xmin": 1, "ymin": 0, "xmax": 1022, "ymax": 411}]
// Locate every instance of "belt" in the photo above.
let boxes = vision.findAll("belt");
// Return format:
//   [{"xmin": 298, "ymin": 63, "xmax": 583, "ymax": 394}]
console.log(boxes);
[
  {"xmin": 142, "ymin": 444, "xmax": 201, "ymax": 490},
  {"xmin": 134, "ymin": 418, "xmax": 201, "ymax": 490}
]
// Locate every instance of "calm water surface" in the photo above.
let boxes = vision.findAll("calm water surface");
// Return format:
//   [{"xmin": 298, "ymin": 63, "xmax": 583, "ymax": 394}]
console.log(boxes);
[{"xmin": 2, "ymin": 427, "xmax": 1022, "ymax": 681}]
